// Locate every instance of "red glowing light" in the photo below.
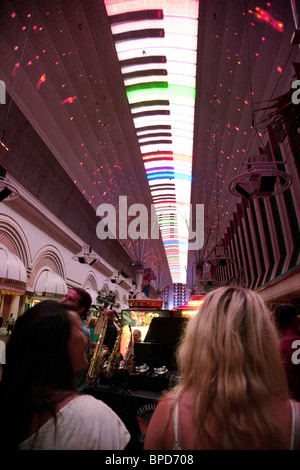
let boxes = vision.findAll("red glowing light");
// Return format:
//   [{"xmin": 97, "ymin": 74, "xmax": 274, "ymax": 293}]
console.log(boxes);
[
  {"xmin": 61, "ymin": 96, "xmax": 77, "ymax": 104},
  {"xmin": 12, "ymin": 62, "xmax": 20, "ymax": 77},
  {"xmin": 186, "ymin": 299, "xmax": 204, "ymax": 307},
  {"xmin": 252, "ymin": 7, "xmax": 284, "ymax": 32},
  {"xmin": 36, "ymin": 74, "xmax": 46, "ymax": 89}
]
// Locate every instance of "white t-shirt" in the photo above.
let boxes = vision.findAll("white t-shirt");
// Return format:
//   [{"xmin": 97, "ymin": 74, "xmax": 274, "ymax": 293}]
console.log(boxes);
[{"xmin": 18, "ymin": 394, "xmax": 130, "ymax": 450}]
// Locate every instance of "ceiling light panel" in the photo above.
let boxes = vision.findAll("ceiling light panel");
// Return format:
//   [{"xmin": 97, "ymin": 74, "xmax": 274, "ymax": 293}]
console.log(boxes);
[{"xmin": 104, "ymin": 0, "xmax": 199, "ymax": 284}]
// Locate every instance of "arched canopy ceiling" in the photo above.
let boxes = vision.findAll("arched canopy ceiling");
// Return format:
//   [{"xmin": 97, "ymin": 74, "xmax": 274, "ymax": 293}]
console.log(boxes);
[{"xmin": 0, "ymin": 0, "xmax": 298, "ymax": 288}]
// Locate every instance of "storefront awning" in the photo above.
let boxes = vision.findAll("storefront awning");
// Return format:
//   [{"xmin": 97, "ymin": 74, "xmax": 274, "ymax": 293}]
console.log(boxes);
[
  {"xmin": 33, "ymin": 270, "xmax": 68, "ymax": 298},
  {"xmin": 0, "ymin": 243, "xmax": 27, "ymax": 293}
]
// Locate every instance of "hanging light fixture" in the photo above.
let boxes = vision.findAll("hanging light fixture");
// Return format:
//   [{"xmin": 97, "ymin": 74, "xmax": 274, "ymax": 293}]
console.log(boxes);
[
  {"xmin": 228, "ymin": 153, "xmax": 291, "ymax": 199},
  {"xmin": 0, "ymin": 166, "xmax": 19, "ymax": 202}
]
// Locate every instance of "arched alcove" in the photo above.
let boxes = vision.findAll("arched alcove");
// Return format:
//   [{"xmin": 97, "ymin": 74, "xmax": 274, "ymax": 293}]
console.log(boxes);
[
  {"xmin": 28, "ymin": 245, "xmax": 66, "ymax": 289},
  {"xmin": 0, "ymin": 214, "xmax": 31, "ymax": 267}
]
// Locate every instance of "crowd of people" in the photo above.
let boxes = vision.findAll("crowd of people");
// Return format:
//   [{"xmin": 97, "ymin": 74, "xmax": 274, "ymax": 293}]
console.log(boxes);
[
  {"xmin": 0, "ymin": 284, "xmax": 299, "ymax": 450},
  {"xmin": 0, "ymin": 313, "xmax": 15, "ymax": 334}
]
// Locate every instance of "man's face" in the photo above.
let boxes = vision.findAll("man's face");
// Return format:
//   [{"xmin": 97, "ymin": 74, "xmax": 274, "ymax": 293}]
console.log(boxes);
[
  {"xmin": 133, "ymin": 330, "xmax": 141, "ymax": 342},
  {"xmin": 61, "ymin": 289, "xmax": 82, "ymax": 314},
  {"xmin": 104, "ymin": 310, "xmax": 115, "ymax": 322}
]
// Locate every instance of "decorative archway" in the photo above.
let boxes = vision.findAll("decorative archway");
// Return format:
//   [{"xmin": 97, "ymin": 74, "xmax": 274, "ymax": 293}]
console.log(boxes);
[{"xmin": 0, "ymin": 214, "xmax": 31, "ymax": 267}]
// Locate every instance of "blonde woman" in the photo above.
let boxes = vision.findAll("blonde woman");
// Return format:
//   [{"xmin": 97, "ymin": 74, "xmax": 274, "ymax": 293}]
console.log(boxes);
[{"xmin": 144, "ymin": 286, "xmax": 300, "ymax": 450}]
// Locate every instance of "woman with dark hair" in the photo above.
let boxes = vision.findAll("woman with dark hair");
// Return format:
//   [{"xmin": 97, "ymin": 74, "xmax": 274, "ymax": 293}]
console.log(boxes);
[
  {"xmin": 144, "ymin": 286, "xmax": 300, "ymax": 450},
  {"xmin": 0, "ymin": 300, "xmax": 130, "ymax": 450}
]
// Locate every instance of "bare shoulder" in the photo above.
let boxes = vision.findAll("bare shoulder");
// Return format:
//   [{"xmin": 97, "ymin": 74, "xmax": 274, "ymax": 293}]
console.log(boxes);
[
  {"xmin": 157, "ymin": 395, "xmax": 173, "ymax": 409},
  {"xmin": 150, "ymin": 395, "xmax": 173, "ymax": 423},
  {"xmin": 144, "ymin": 395, "xmax": 174, "ymax": 450}
]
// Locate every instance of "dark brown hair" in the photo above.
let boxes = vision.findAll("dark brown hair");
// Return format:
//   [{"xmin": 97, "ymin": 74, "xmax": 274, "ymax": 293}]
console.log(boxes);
[
  {"xmin": 72, "ymin": 287, "xmax": 92, "ymax": 319},
  {"xmin": 0, "ymin": 300, "xmax": 76, "ymax": 449}
]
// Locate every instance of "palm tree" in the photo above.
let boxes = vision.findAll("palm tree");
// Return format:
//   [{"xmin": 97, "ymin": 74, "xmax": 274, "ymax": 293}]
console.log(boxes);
[{"xmin": 96, "ymin": 288, "xmax": 120, "ymax": 309}]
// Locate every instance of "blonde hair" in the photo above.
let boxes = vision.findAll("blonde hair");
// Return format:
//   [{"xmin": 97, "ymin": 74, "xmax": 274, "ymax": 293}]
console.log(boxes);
[{"xmin": 168, "ymin": 286, "xmax": 289, "ymax": 449}]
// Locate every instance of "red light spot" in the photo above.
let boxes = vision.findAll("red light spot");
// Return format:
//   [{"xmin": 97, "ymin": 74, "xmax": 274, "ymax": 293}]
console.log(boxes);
[
  {"xmin": 251, "ymin": 7, "xmax": 284, "ymax": 32},
  {"xmin": 36, "ymin": 74, "xmax": 46, "ymax": 89},
  {"xmin": 12, "ymin": 62, "xmax": 20, "ymax": 77},
  {"xmin": 61, "ymin": 95, "xmax": 77, "ymax": 104}
]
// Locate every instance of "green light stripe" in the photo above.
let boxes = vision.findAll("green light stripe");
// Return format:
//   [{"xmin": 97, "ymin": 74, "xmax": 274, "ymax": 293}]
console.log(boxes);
[
  {"xmin": 127, "ymin": 83, "xmax": 196, "ymax": 102},
  {"xmin": 158, "ymin": 218, "xmax": 178, "ymax": 223}
]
